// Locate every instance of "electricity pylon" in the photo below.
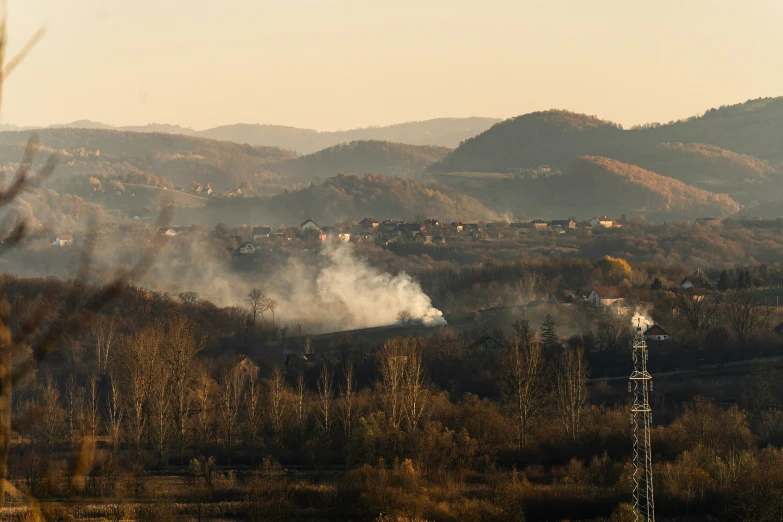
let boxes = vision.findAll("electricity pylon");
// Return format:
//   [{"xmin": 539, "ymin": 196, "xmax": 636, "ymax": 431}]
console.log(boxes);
[{"xmin": 629, "ymin": 321, "xmax": 655, "ymax": 522}]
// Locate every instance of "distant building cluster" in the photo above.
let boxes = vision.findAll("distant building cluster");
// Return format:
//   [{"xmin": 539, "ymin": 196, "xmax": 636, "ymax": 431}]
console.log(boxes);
[{"xmin": 222, "ymin": 214, "xmax": 630, "ymax": 254}]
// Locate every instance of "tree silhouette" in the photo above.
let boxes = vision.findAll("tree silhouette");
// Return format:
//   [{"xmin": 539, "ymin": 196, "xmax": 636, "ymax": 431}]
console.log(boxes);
[{"xmin": 540, "ymin": 314, "xmax": 558, "ymax": 354}]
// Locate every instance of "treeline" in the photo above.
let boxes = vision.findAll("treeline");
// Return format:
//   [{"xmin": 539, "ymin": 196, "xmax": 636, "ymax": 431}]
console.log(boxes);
[{"xmin": 4, "ymin": 275, "xmax": 783, "ymax": 520}]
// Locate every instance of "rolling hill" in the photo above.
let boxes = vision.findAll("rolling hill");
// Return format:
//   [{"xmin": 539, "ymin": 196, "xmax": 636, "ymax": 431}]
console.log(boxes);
[
  {"xmin": 174, "ymin": 173, "xmax": 496, "ymax": 226},
  {"xmin": 265, "ymin": 173, "xmax": 496, "ymax": 224},
  {"xmin": 468, "ymin": 156, "xmax": 740, "ymax": 219},
  {"xmin": 267, "ymin": 140, "xmax": 451, "ymax": 183},
  {"xmin": 0, "ymin": 129, "xmax": 298, "ymax": 191},
  {"xmin": 428, "ymin": 97, "xmax": 783, "ymax": 204}
]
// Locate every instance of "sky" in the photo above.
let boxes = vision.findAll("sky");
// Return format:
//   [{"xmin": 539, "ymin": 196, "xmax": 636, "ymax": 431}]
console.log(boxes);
[{"xmin": 3, "ymin": 0, "xmax": 783, "ymax": 131}]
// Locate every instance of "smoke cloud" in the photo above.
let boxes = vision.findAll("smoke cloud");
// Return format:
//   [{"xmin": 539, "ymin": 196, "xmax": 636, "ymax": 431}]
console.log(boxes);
[
  {"xmin": 267, "ymin": 243, "xmax": 447, "ymax": 332},
  {"xmin": 631, "ymin": 306, "xmax": 654, "ymax": 331}
]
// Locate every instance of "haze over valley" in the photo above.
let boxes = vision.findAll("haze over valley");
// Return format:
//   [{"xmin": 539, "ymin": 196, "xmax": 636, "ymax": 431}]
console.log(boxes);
[{"xmin": 4, "ymin": 2, "xmax": 783, "ymax": 520}]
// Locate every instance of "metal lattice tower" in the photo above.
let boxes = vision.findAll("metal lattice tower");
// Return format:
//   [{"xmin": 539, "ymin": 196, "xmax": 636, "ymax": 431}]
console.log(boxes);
[{"xmin": 629, "ymin": 322, "xmax": 655, "ymax": 522}]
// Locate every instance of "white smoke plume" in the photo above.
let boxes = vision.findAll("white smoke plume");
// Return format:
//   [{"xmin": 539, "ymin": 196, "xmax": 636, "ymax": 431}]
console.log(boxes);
[
  {"xmin": 630, "ymin": 306, "xmax": 654, "ymax": 331},
  {"xmin": 267, "ymin": 243, "xmax": 447, "ymax": 332},
  {"xmin": 0, "ymin": 224, "xmax": 446, "ymax": 334}
]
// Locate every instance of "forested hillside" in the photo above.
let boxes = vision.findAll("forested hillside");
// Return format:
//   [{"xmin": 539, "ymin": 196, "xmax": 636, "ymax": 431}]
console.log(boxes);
[
  {"xmin": 267, "ymin": 140, "xmax": 450, "ymax": 183},
  {"xmin": 268, "ymin": 173, "xmax": 495, "ymax": 223},
  {"xmin": 431, "ymin": 98, "xmax": 783, "ymax": 174},
  {"xmin": 178, "ymin": 173, "xmax": 496, "ymax": 226},
  {"xmin": 0, "ymin": 129, "xmax": 298, "ymax": 190},
  {"xmin": 469, "ymin": 156, "xmax": 739, "ymax": 219},
  {"xmin": 428, "ymin": 97, "xmax": 783, "ymax": 206}
]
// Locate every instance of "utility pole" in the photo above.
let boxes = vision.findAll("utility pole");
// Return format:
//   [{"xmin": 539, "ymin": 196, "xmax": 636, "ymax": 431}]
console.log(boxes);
[{"xmin": 629, "ymin": 321, "xmax": 655, "ymax": 522}]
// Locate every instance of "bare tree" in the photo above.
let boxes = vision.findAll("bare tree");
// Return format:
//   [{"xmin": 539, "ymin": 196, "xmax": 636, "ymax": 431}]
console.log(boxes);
[
  {"xmin": 338, "ymin": 361, "xmax": 356, "ymax": 439},
  {"xmin": 226, "ymin": 306, "xmax": 251, "ymax": 336},
  {"xmin": 90, "ymin": 311, "xmax": 117, "ymax": 376},
  {"xmin": 34, "ymin": 379, "xmax": 64, "ymax": 456},
  {"xmin": 316, "ymin": 364, "xmax": 333, "ymax": 441},
  {"xmin": 194, "ymin": 371, "xmax": 215, "ymax": 453},
  {"xmin": 675, "ymin": 292, "xmax": 718, "ymax": 350},
  {"xmin": 178, "ymin": 291, "xmax": 200, "ymax": 305},
  {"xmin": 86, "ymin": 371, "xmax": 99, "ymax": 442},
  {"xmin": 219, "ymin": 366, "xmax": 243, "ymax": 465},
  {"xmin": 164, "ymin": 316, "xmax": 203, "ymax": 465},
  {"xmin": 396, "ymin": 310, "xmax": 413, "ymax": 325},
  {"xmin": 105, "ymin": 372, "xmax": 123, "ymax": 455},
  {"xmin": 264, "ymin": 296, "xmax": 278, "ymax": 328},
  {"xmin": 402, "ymin": 342, "xmax": 427, "ymax": 429},
  {"xmin": 503, "ymin": 330, "xmax": 544, "ymax": 448},
  {"xmin": 268, "ymin": 365, "xmax": 287, "ymax": 448},
  {"xmin": 0, "ymin": 13, "xmax": 171, "ymax": 503},
  {"xmin": 722, "ymin": 291, "xmax": 773, "ymax": 352},
  {"xmin": 596, "ymin": 318, "xmax": 628, "ymax": 353},
  {"xmin": 64, "ymin": 373, "xmax": 79, "ymax": 444},
  {"xmin": 123, "ymin": 326, "xmax": 163, "ymax": 459},
  {"xmin": 244, "ymin": 378, "xmax": 263, "ymax": 466},
  {"xmin": 150, "ymin": 354, "xmax": 172, "ymax": 465},
  {"xmin": 553, "ymin": 344, "xmax": 589, "ymax": 441},
  {"xmin": 247, "ymin": 289, "xmax": 265, "ymax": 325},
  {"xmin": 377, "ymin": 340, "xmax": 406, "ymax": 429},
  {"xmin": 294, "ymin": 371, "xmax": 309, "ymax": 448}
]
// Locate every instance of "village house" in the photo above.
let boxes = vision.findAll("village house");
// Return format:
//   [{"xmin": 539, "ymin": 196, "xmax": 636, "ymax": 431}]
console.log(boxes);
[
  {"xmin": 300, "ymin": 219, "xmax": 320, "ymax": 231},
  {"xmin": 239, "ymin": 243, "xmax": 256, "ymax": 254},
  {"xmin": 611, "ymin": 220, "xmax": 624, "ymax": 228},
  {"xmin": 644, "ymin": 325, "xmax": 670, "ymax": 341},
  {"xmin": 359, "ymin": 217, "xmax": 380, "ymax": 230},
  {"xmin": 397, "ymin": 223, "xmax": 422, "ymax": 236},
  {"xmin": 234, "ymin": 356, "xmax": 260, "ymax": 382},
  {"xmin": 590, "ymin": 216, "xmax": 614, "ymax": 228},
  {"xmin": 587, "ymin": 285, "xmax": 629, "ymax": 308},
  {"xmin": 450, "ymin": 222, "xmax": 464, "ymax": 233},
  {"xmin": 531, "ymin": 219, "xmax": 549, "ymax": 230},
  {"xmin": 252, "ymin": 226, "xmax": 272, "ymax": 241},
  {"xmin": 681, "ymin": 269, "xmax": 713, "ymax": 291},
  {"xmin": 53, "ymin": 234, "xmax": 74, "ymax": 247},
  {"xmin": 551, "ymin": 219, "xmax": 577, "ymax": 229},
  {"xmin": 381, "ymin": 219, "xmax": 400, "ymax": 234}
]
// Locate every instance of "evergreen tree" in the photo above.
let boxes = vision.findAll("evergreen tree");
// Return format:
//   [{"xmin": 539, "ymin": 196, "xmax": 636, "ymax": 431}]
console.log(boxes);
[
  {"xmin": 540, "ymin": 314, "xmax": 558, "ymax": 353},
  {"xmin": 738, "ymin": 269, "xmax": 753, "ymax": 289},
  {"xmin": 717, "ymin": 270, "xmax": 730, "ymax": 291},
  {"xmin": 650, "ymin": 277, "xmax": 663, "ymax": 291}
]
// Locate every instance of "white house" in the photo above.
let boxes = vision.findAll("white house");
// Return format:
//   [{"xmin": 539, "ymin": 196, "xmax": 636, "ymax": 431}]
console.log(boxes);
[
  {"xmin": 53, "ymin": 234, "xmax": 74, "ymax": 247},
  {"xmin": 644, "ymin": 325, "xmax": 670, "ymax": 341},
  {"xmin": 590, "ymin": 216, "xmax": 614, "ymax": 228},
  {"xmin": 300, "ymin": 219, "xmax": 320, "ymax": 231},
  {"xmin": 239, "ymin": 244, "xmax": 256, "ymax": 254},
  {"xmin": 587, "ymin": 286, "xmax": 629, "ymax": 308},
  {"xmin": 681, "ymin": 269, "xmax": 713, "ymax": 291},
  {"xmin": 337, "ymin": 233, "xmax": 351, "ymax": 242},
  {"xmin": 252, "ymin": 226, "xmax": 271, "ymax": 241}
]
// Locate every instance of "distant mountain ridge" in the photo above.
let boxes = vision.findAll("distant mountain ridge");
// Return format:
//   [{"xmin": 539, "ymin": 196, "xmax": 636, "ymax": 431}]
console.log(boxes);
[
  {"xmin": 12, "ymin": 117, "xmax": 500, "ymax": 153},
  {"xmin": 430, "ymin": 97, "xmax": 783, "ymax": 173},
  {"xmin": 268, "ymin": 140, "xmax": 451, "ymax": 183}
]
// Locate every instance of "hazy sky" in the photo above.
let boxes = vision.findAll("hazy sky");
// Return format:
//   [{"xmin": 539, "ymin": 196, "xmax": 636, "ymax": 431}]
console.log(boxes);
[{"xmin": 4, "ymin": 0, "xmax": 783, "ymax": 130}]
